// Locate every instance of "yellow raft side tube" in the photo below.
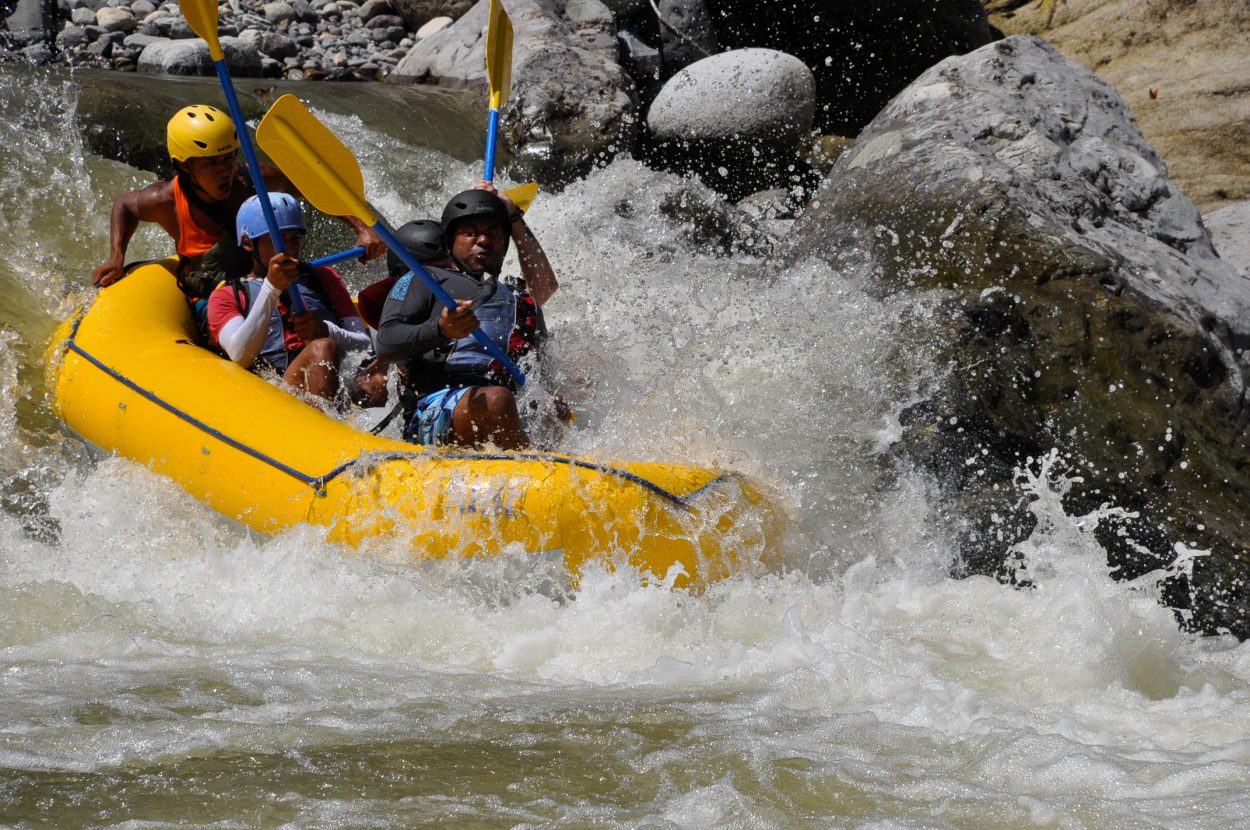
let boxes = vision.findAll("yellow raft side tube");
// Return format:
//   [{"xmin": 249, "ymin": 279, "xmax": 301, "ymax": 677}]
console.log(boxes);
[{"xmin": 46, "ymin": 261, "xmax": 779, "ymax": 586}]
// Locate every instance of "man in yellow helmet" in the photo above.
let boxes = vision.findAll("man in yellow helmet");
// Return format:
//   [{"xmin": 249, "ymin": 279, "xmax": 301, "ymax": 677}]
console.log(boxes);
[{"xmin": 92, "ymin": 105, "xmax": 384, "ymax": 298}]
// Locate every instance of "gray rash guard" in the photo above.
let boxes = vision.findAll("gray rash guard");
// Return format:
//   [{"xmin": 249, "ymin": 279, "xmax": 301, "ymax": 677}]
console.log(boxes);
[{"xmin": 374, "ymin": 265, "xmax": 545, "ymax": 395}]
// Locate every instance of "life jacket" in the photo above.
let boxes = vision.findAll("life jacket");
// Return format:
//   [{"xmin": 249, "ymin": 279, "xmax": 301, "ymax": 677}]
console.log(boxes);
[
  {"xmin": 226, "ymin": 264, "xmax": 340, "ymax": 373},
  {"xmin": 172, "ymin": 172, "xmax": 240, "ymax": 260},
  {"xmin": 443, "ymin": 276, "xmax": 543, "ymax": 390}
]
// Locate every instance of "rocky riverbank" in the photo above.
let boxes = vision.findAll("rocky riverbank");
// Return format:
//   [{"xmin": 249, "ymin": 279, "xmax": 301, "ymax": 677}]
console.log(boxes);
[{"xmin": 1, "ymin": 0, "xmax": 459, "ymax": 80}]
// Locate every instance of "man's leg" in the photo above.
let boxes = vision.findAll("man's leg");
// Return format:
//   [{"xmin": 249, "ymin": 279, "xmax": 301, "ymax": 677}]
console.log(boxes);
[{"xmin": 451, "ymin": 386, "xmax": 528, "ymax": 450}]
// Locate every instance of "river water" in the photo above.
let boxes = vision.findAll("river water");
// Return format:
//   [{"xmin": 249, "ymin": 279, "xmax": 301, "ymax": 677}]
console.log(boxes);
[{"xmin": 2, "ymin": 65, "xmax": 1249, "ymax": 829}]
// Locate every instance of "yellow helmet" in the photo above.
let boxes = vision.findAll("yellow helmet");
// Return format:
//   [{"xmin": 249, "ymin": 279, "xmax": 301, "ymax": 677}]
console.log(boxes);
[{"xmin": 166, "ymin": 105, "xmax": 240, "ymax": 162}]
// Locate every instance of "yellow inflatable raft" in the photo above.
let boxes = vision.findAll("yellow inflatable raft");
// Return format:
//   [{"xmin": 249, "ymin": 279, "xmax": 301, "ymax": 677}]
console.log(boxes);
[{"xmin": 46, "ymin": 260, "xmax": 779, "ymax": 585}]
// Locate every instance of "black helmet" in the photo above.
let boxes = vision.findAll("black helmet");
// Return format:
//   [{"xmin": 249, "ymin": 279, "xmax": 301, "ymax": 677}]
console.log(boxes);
[
  {"xmin": 440, "ymin": 189, "xmax": 511, "ymax": 252},
  {"xmin": 387, "ymin": 219, "xmax": 447, "ymax": 276}
]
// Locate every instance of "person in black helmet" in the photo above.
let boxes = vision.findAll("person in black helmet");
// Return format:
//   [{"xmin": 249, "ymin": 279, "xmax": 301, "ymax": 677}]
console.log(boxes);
[
  {"xmin": 374, "ymin": 181, "xmax": 562, "ymax": 449},
  {"xmin": 356, "ymin": 219, "xmax": 453, "ymax": 330}
]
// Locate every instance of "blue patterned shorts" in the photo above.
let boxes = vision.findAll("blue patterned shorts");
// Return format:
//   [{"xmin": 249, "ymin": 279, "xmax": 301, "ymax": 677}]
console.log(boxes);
[{"xmin": 404, "ymin": 386, "xmax": 472, "ymax": 446}]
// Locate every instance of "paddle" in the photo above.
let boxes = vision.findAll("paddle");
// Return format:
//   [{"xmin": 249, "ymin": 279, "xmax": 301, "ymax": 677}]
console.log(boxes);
[
  {"xmin": 505, "ymin": 181, "xmax": 538, "ymax": 213},
  {"xmin": 256, "ymin": 94, "xmax": 526, "ymax": 387},
  {"xmin": 483, "ymin": 0, "xmax": 513, "ymax": 183},
  {"xmin": 308, "ymin": 246, "xmax": 366, "ymax": 268},
  {"xmin": 180, "ymin": 0, "xmax": 306, "ymax": 313}
]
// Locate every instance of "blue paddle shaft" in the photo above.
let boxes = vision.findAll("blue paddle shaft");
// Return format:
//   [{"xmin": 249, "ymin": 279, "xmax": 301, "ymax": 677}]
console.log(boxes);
[
  {"xmin": 211, "ymin": 60, "xmax": 307, "ymax": 315},
  {"xmin": 373, "ymin": 222, "xmax": 526, "ymax": 387},
  {"xmin": 484, "ymin": 107, "xmax": 501, "ymax": 183},
  {"xmin": 308, "ymin": 246, "xmax": 366, "ymax": 268}
]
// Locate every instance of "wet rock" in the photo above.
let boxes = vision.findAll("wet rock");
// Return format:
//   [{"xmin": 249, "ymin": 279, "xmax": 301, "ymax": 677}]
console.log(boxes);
[
  {"xmin": 4, "ymin": 0, "xmax": 54, "ymax": 44},
  {"xmin": 122, "ymin": 32, "xmax": 163, "ymax": 50},
  {"xmin": 95, "ymin": 7, "xmax": 137, "ymax": 33},
  {"xmin": 19, "ymin": 42, "xmax": 54, "ymax": 63},
  {"xmin": 262, "ymin": 1, "xmax": 296, "ymax": 24},
  {"xmin": 70, "ymin": 7, "xmax": 97, "ymax": 26},
  {"xmin": 365, "ymin": 12, "xmax": 401, "ymax": 28},
  {"xmin": 787, "ymin": 35, "xmax": 1250, "ymax": 637},
  {"xmin": 358, "ymin": 0, "xmax": 392, "ymax": 22},
  {"xmin": 390, "ymin": 0, "xmax": 635, "ymax": 187},
  {"xmin": 646, "ymin": 48, "xmax": 815, "ymax": 199},
  {"xmin": 656, "ymin": 0, "xmax": 715, "ymax": 75},
  {"xmin": 56, "ymin": 25, "xmax": 91, "ymax": 48},
  {"xmin": 259, "ymin": 31, "xmax": 296, "ymax": 58},
  {"xmin": 138, "ymin": 35, "xmax": 263, "ymax": 75}
]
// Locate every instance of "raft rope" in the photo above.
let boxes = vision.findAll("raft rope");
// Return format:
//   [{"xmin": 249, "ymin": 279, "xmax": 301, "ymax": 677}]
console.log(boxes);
[{"xmin": 62, "ymin": 314, "xmax": 712, "ymax": 507}]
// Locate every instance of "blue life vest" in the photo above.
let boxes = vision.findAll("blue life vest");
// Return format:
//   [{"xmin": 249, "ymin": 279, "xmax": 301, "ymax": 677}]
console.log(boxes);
[
  {"xmin": 445, "ymin": 279, "xmax": 518, "ymax": 376},
  {"xmin": 236, "ymin": 266, "xmax": 339, "ymax": 373}
]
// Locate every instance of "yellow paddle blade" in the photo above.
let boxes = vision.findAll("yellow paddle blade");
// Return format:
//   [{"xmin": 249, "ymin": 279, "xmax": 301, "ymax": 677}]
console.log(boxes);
[
  {"xmin": 504, "ymin": 181, "xmax": 538, "ymax": 213},
  {"xmin": 255, "ymin": 94, "xmax": 377, "ymax": 226},
  {"xmin": 485, "ymin": 0, "xmax": 513, "ymax": 110},
  {"xmin": 179, "ymin": 0, "xmax": 224, "ymax": 61}
]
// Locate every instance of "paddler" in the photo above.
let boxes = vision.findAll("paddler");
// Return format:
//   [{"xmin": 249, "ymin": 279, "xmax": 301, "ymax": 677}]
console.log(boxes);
[
  {"xmin": 204, "ymin": 193, "xmax": 385, "ymax": 405},
  {"xmin": 356, "ymin": 218, "xmax": 454, "ymax": 331},
  {"xmin": 91, "ymin": 104, "xmax": 384, "ymax": 325},
  {"xmin": 374, "ymin": 182, "xmax": 567, "ymax": 449}
]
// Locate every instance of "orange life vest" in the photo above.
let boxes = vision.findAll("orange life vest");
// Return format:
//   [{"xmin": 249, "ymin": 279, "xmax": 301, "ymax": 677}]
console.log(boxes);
[{"xmin": 171, "ymin": 176, "xmax": 226, "ymax": 258}]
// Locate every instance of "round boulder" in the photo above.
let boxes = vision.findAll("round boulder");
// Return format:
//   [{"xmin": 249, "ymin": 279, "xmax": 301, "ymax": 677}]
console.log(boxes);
[
  {"xmin": 645, "ymin": 48, "xmax": 816, "ymax": 197},
  {"xmin": 95, "ymin": 6, "xmax": 137, "ymax": 33},
  {"xmin": 137, "ymin": 35, "xmax": 262, "ymax": 76},
  {"xmin": 647, "ymin": 48, "xmax": 814, "ymax": 147}
]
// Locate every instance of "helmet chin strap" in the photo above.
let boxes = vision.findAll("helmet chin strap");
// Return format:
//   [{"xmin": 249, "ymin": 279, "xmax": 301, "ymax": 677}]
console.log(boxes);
[
  {"xmin": 446, "ymin": 253, "xmax": 501, "ymax": 309},
  {"xmin": 451, "ymin": 252, "xmax": 500, "ymax": 279}
]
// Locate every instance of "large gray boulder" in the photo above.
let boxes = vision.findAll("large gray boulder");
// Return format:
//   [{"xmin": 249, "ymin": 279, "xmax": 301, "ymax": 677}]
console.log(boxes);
[
  {"xmin": 787, "ymin": 35, "xmax": 1250, "ymax": 637},
  {"xmin": 645, "ymin": 47, "xmax": 815, "ymax": 199},
  {"xmin": 647, "ymin": 48, "xmax": 813, "ymax": 148},
  {"xmin": 388, "ymin": 0, "xmax": 634, "ymax": 187},
  {"xmin": 137, "ymin": 36, "xmax": 263, "ymax": 76}
]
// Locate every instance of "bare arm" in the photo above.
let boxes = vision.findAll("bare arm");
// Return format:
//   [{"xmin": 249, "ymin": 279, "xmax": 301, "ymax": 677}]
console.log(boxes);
[
  {"xmin": 92, "ymin": 181, "xmax": 178, "ymax": 287},
  {"xmin": 510, "ymin": 215, "xmax": 558, "ymax": 306},
  {"xmin": 480, "ymin": 180, "xmax": 559, "ymax": 306}
]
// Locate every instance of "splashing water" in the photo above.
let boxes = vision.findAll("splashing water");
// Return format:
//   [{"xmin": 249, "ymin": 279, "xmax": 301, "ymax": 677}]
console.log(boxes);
[{"xmin": 2, "ymin": 67, "xmax": 1250, "ymax": 828}]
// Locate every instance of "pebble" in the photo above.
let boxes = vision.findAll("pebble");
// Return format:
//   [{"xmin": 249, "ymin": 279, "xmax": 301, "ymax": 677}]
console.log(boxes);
[{"xmin": 13, "ymin": 0, "xmax": 428, "ymax": 81}]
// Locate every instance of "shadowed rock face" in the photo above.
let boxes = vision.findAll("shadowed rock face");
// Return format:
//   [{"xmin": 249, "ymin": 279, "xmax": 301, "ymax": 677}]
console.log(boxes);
[
  {"xmin": 390, "ymin": 0, "xmax": 475, "ymax": 30},
  {"xmin": 706, "ymin": 0, "xmax": 1000, "ymax": 135},
  {"xmin": 389, "ymin": 0, "xmax": 635, "ymax": 187},
  {"xmin": 787, "ymin": 36, "xmax": 1250, "ymax": 637}
]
